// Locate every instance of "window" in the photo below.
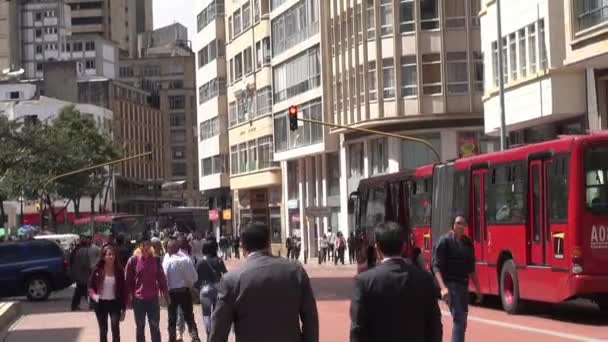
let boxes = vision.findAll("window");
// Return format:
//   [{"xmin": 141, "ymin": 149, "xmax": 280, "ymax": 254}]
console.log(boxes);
[
  {"xmin": 409, "ymin": 177, "xmax": 432, "ymax": 227},
  {"xmin": 244, "ymin": 47, "xmax": 253, "ymax": 74},
  {"xmin": 584, "ymin": 146, "xmax": 608, "ymax": 212},
  {"xmin": 73, "ymin": 42, "xmax": 83, "ymax": 51},
  {"xmin": 576, "ymin": 0, "xmax": 608, "ymax": 31},
  {"xmin": 201, "ymin": 155, "xmax": 227, "ymax": 176},
  {"xmin": 258, "ymin": 135, "xmax": 275, "ymax": 169},
  {"xmin": 445, "ymin": 0, "xmax": 466, "ymax": 29},
  {"xmin": 401, "ymin": 134, "xmax": 441, "ymax": 169},
  {"xmin": 35, "ymin": 29, "xmax": 42, "ymax": 38},
  {"xmin": 170, "ymin": 113, "xmax": 186, "ymax": 127},
  {"xmin": 85, "ymin": 41, "xmax": 95, "ymax": 51},
  {"xmin": 169, "ymin": 95, "xmax": 185, "ymax": 109},
  {"xmin": 539, "ymin": 19, "xmax": 547, "ymax": 70},
  {"xmin": 235, "ymin": 53, "xmax": 243, "ymax": 80},
  {"xmin": 254, "ymin": 0, "xmax": 261, "ymax": 23},
  {"xmin": 368, "ymin": 61, "xmax": 377, "ymax": 101},
  {"xmin": 172, "ymin": 163, "xmax": 187, "ymax": 177},
  {"xmin": 172, "ymin": 147, "xmax": 186, "ymax": 159},
  {"xmin": 85, "ymin": 59, "xmax": 96, "ymax": 69},
  {"xmin": 36, "ymin": 63, "xmax": 43, "ymax": 72},
  {"xmin": 400, "ymin": 0, "xmax": 415, "ymax": 33},
  {"xmin": 366, "ymin": 0, "xmax": 375, "ymax": 39},
  {"xmin": 171, "ymin": 130, "xmax": 187, "ymax": 143},
  {"xmin": 485, "ymin": 163, "xmax": 526, "ymax": 224},
  {"xmin": 380, "ymin": 0, "xmax": 393, "ymax": 36},
  {"xmin": 548, "ymin": 155, "xmax": 569, "ymax": 221},
  {"xmin": 470, "ymin": 0, "xmax": 481, "ymax": 27},
  {"xmin": 238, "ymin": 143, "xmax": 248, "ymax": 173},
  {"xmin": 473, "ymin": 52, "xmax": 484, "ymax": 92},
  {"xmin": 518, "ymin": 28, "xmax": 527, "ymax": 78},
  {"xmin": 271, "ymin": 0, "xmax": 320, "ymax": 56},
  {"xmin": 198, "ymin": 78, "xmax": 225, "ymax": 104},
  {"xmin": 242, "ymin": 2, "xmax": 251, "ymax": 30},
  {"xmin": 348, "ymin": 142, "xmax": 364, "ymax": 178},
  {"xmin": 355, "ymin": 4, "xmax": 363, "ymax": 43},
  {"xmin": 272, "ymin": 48, "xmax": 321, "ymax": 103},
  {"xmin": 447, "ymin": 52, "xmax": 468, "ymax": 94},
  {"xmin": 401, "ymin": 56, "xmax": 417, "ymax": 97},
  {"xmin": 382, "ymin": 59, "xmax": 395, "ymax": 98},
  {"xmin": 509, "ymin": 33, "xmax": 517, "ymax": 81},
  {"xmin": 230, "ymin": 146, "xmax": 238, "ymax": 175},
  {"xmin": 198, "ymin": 40, "xmax": 218, "ymax": 69},
  {"xmin": 422, "ymin": 53, "xmax": 441, "ymax": 95},
  {"xmin": 199, "ymin": 117, "xmax": 220, "ymax": 140},
  {"xmin": 420, "ymin": 0, "xmax": 439, "ymax": 30},
  {"xmin": 501, "ymin": 37, "xmax": 509, "ymax": 83},
  {"xmin": 369, "ymin": 138, "xmax": 388, "ymax": 175},
  {"xmin": 229, "ymin": 16, "xmax": 233, "ymax": 40},
  {"xmin": 35, "ymin": 45, "xmax": 43, "ymax": 54},
  {"xmin": 9, "ymin": 91, "xmax": 19, "ymax": 100},
  {"xmin": 492, "ymin": 41, "xmax": 498, "ymax": 87},
  {"xmin": 529, "ymin": 23, "xmax": 537, "ymax": 74},
  {"xmin": 35, "ymin": 12, "xmax": 42, "ymax": 21},
  {"xmin": 234, "ymin": 8, "xmax": 242, "ymax": 36},
  {"xmin": 273, "ymin": 99, "xmax": 322, "ymax": 152},
  {"xmin": 256, "ymin": 87, "xmax": 272, "ymax": 115}
]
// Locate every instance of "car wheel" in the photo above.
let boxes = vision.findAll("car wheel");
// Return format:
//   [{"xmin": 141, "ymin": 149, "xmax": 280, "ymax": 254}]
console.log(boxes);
[
  {"xmin": 26, "ymin": 276, "xmax": 51, "ymax": 301},
  {"xmin": 500, "ymin": 260, "xmax": 524, "ymax": 314}
]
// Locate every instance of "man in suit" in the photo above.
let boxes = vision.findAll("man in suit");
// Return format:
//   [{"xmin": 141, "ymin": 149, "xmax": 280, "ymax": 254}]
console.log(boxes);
[
  {"xmin": 209, "ymin": 223, "xmax": 319, "ymax": 342},
  {"xmin": 350, "ymin": 221, "xmax": 442, "ymax": 342}
]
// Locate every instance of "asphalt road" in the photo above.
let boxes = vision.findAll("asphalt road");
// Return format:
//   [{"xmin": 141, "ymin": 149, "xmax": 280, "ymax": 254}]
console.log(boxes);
[{"xmin": 2, "ymin": 258, "xmax": 607, "ymax": 342}]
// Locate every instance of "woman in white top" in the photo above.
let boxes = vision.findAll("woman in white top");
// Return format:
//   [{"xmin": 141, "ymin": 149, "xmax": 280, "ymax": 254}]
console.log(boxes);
[{"xmin": 88, "ymin": 244, "xmax": 126, "ymax": 342}]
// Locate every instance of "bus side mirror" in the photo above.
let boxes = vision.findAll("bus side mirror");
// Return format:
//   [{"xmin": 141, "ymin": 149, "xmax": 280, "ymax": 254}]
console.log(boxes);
[{"xmin": 348, "ymin": 192, "xmax": 359, "ymax": 214}]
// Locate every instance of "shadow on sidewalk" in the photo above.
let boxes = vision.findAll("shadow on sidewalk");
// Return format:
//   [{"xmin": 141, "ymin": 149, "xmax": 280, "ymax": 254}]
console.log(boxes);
[
  {"xmin": 311, "ymin": 276, "xmax": 354, "ymax": 301},
  {"xmin": 5, "ymin": 328, "xmax": 81, "ymax": 342}
]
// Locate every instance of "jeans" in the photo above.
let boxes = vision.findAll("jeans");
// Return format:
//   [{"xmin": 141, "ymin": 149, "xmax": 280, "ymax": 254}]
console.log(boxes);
[
  {"xmin": 168, "ymin": 288, "xmax": 200, "ymax": 342},
  {"xmin": 447, "ymin": 282, "xmax": 469, "ymax": 342},
  {"xmin": 133, "ymin": 298, "xmax": 161, "ymax": 342},
  {"xmin": 200, "ymin": 284, "xmax": 218, "ymax": 339},
  {"xmin": 71, "ymin": 282, "xmax": 88, "ymax": 310},
  {"xmin": 94, "ymin": 299, "xmax": 121, "ymax": 342}
]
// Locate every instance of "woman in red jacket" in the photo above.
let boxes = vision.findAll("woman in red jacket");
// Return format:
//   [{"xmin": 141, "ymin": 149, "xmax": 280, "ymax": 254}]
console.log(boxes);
[{"xmin": 88, "ymin": 244, "xmax": 127, "ymax": 342}]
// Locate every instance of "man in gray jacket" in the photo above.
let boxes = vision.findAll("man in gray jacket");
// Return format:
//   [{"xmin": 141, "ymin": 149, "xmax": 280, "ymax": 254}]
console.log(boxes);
[{"xmin": 209, "ymin": 223, "xmax": 319, "ymax": 342}]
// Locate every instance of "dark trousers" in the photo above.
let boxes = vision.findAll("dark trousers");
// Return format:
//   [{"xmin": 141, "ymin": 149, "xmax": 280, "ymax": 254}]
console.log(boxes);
[
  {"xmin": 168, "ymin": 288, "xmax": 200, "ymax": 342},
  {"xmin": 318, "ymin": 247, "xmax": 327, "ymax": 264},
  {"xmin": 94, "ymin": 299, "xmax": 121, "ymax": 342},
  {"xmin": 71, "ymin": 282, "xmax": 88, "ymax": 310},
  {"xmin": 348, "ymin": 247, "xmax": 355, "ymax": 264},
  {"xmin": 133, "ymin": 298, "xmax": 161, "ymax": 342},
  {"xmin": 234, "ymin": 246, "xmax": 240, "ymax": 259},
  {"xmin": 335, "ymin": 247, "xmax": 345, "ymax": 265},
  {"xmin": 447, "ymin": 282, "xmax": 469, "ymax": 342}
]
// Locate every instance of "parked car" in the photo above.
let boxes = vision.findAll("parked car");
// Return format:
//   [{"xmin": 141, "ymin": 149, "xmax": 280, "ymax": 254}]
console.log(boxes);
[{"xmin": 0, "ymin": 239, "xmax": 73, "ymax": 301}]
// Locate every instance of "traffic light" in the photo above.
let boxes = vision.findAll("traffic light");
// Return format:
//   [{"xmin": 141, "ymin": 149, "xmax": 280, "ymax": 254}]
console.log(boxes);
[{"xmin": 288, "ymin": 105, "xmax": 298, "ymax": 131}]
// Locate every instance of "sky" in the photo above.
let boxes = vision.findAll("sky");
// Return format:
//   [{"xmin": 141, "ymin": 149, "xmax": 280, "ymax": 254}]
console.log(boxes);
[{"xmin": 153, "ymin": 0, "xmax": 196, "ymax": 41}]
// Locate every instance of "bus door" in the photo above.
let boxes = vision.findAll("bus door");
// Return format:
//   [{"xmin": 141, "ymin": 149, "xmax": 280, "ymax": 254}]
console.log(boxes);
[
  {"xmin": 529, "ymin": 159, "xmax": 548, "ymax": 265},
  {"xmin": 472, "ymin": 169, "xmax": 488, "ymax": 263}
]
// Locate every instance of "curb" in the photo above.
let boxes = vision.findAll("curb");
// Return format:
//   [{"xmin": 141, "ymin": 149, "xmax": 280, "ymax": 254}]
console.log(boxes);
[{"xmin": 0, "ymin": 302, "xmax": 21, "ymax": 339}]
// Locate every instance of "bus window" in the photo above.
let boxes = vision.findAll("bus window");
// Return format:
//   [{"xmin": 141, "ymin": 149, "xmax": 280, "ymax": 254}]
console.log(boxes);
[
  {"xmin": 585, "ymin": 146, "xmax": 608, "ymax": 211},
  {"xmin": 453, "ymin": 171, "xmax": 469, "ymax": 218},
  {"xmin": 361, "ymin": 187, "xmax": 386, "ymax": 230},
  {"xmin": 410, "ymin": 178, "xmax": 431, "ymax": 227},
  {"xmin": 485, "ymin": 163, "xmax": 526, "ymax": 224},
  {"xmin": 547, "ymin": 155, "xmax": 569, "ymax": 222}
]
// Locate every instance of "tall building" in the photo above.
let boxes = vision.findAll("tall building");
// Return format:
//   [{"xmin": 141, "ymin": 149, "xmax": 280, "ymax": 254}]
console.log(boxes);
[
  {"xmin": 225, "ymin": 0, "xmax": 283, "ymax": 249},
  {"xmin": 65, "ymin": 0, "xmax": 152, "ymax": 57},
  {"xmin": 329, "ymin": 0, "xmax": 490, "ymax": 251},
  {"xmin": 269, "ymin": 0, "xmax": 334, "ymax": 258},
  {"xmin": 0, "ymin": 0, "xmax": 20, "ymax": 75},
  {"xmin": 194, "ymin": 0, "xmax": 232, "ymax": 236},
  {"xmin": 119, "ymin": 24, "xmax": 200, "ymax": 207},
  {"xmin": 481, "ymin": 0, "xmax": 589, "ymax": 144}
]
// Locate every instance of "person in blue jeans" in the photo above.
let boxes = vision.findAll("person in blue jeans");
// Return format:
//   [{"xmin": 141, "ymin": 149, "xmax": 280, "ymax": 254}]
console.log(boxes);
[
  {"xmin": 432, "ymin": 216, "xmax": 482, "ymax": 342},
  {"xmin": 194, "ymin": 238, "xmax": 227, "ymax": 340}
]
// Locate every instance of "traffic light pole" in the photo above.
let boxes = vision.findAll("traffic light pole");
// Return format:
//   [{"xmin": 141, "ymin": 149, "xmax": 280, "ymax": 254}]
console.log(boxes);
[{"xmin": 295, "ymin": 117, "xmax": 441, "ymax": 162}]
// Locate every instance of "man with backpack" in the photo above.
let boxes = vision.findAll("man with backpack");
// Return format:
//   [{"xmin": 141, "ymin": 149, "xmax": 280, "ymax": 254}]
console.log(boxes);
[{"xmin": 126, "ymin": 236, "xmax": 170, "ymax": 342}]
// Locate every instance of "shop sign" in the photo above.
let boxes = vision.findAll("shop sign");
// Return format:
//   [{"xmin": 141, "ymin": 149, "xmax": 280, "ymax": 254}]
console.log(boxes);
[
  {"xmin": 209, "ymin": 209, "xmax": 220, "ymax": 221},
  {"xmin": 223, "ymin": 209, "xmax": 232, "ymax": 220}
]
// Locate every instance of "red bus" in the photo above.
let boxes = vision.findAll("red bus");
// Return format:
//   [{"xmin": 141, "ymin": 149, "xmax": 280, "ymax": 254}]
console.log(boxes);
[
  {"xmin": 72, "ymin": 214, "xmax": 146, "ymax": 244},
  {"xmin": 349, "ymin": 134, "xmax": 608, "ymax": 314}
]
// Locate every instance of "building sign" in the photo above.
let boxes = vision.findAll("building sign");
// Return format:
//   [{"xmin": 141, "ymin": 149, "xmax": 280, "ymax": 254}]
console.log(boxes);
[
  {"xmin": 458, "ymin": 132, "xmax": 479, "ymax": 158},
  {"xmin": 209, "ymin": 209, "xmax": 220, "ymax": 221},
  {"xmin": 222, "ymin": 209, "xmax": 232, "ymax": 220}
]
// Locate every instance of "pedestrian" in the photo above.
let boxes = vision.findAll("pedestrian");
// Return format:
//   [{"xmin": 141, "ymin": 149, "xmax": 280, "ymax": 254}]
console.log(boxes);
[
  {"xmin": 350, "ymin": 221, "xmax": 442, "ymax": 342},
  {"xmin": 326, "ymin": 230, "xmax": 335, "ymax": 262},
  {"xmin": 209, "ymin": 223, "xmax": 319, "ymax": 342},
  {"xmin": 432, "ymin": 216, "xmax": 482, "ymax": 342},
  {"xmin": 347, "ymin": 232, "xmax": 355, "ymax": 264},
  {"xmin": 125, "ymin": 236, "xmax": 170, "ymax": 342},
  {"xmin": 70, "ymin": 235, "xmax": 94, "ymax": 311},
  {"xmin": 232, "ymin": 235, "xmax": 240, "ymax": 259},
  {"xmin": 175, "ymin": 236, "xmax": 196, "ymax": 340},
  {"xmin": 163, "ymin": 239, "xmax": 201, "ymax": 342},
  {"xmin": 115, "ymin": 235, "xmax": 131, "ymax": 269},
  {"xmin": 195, "ymin": 239, "xmax": 227, "ymax": 340},
  {"xmin": 334, "ymin": 231, "xmax": 346, "ymax": 265},
  {"xmin": 88, "ymin": 244, "xmax": 127, "ymax": 342},
  {"xmin": 318, "ymin": 234, "xmax": 328, "ymax": 264},
  {"xmin": 191, "ymin": 233, "xmax": 204, "ymax": 264}
]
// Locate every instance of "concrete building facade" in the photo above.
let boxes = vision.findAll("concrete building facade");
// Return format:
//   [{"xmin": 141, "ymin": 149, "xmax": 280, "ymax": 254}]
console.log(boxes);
[
  {"xmin": 0, "ymin": 0, "xmax": 21, "ymax": 75},
  {"xmin": 481, "ymin": 0, "xmax": 588, "ymax": 145},
  {"xmin": 119, "ymin": 51, "xmax": 200, "ymax": 207},
  {"xmin": 225, "ymin": 0, "xmax": 283, "ymax": 249},
  {"xmin": 330, "ymin": 0, "xmax": 490, "ymax": 247},
  {"xmin": 195, "ymin": 0, "xmax": 233, "ymax": 236}
]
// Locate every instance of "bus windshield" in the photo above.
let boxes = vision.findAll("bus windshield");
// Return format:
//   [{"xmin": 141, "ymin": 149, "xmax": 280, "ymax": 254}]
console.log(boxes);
[{"xmin": 585, "ymin": 145, "xmax": 608, "ymax": 212}]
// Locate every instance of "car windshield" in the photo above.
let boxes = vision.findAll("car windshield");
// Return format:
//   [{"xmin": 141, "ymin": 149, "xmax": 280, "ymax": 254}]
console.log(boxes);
[{"xmin": 585, "ymin": 145, "xmax": 608, "ymax": 213}]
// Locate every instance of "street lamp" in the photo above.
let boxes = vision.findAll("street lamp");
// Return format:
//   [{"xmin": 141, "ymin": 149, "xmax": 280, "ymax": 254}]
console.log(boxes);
[{"xmin": 18, "ymin": 193, "xmax": 24, "ymax": 226}]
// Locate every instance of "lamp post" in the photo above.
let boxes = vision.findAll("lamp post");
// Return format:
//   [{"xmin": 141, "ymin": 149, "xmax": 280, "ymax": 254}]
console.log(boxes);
[
  {"xmin": 19, "ymin": 193, "xmax": 24, "ymax": 226},
  {"xmin": 496, "ymin": 0, "xmax": 508, "ymax": 150}
]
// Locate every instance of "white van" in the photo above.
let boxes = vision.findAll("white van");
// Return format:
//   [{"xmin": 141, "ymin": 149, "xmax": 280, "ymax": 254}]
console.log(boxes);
[{"xmin": 34, "ymin": 234, "xmax": 79, "ymax": 251}]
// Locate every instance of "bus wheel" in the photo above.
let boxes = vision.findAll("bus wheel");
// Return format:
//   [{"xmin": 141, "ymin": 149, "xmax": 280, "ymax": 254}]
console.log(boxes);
[{"xmin": 500, "ymin": 260, "xmax": 524, "ymax": 314}]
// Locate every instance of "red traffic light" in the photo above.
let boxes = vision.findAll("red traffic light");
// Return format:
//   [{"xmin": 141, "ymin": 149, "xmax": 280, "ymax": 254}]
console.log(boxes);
[{"xmin": 288, "ymin": 105, "xmax": 298, "ymax": 115}]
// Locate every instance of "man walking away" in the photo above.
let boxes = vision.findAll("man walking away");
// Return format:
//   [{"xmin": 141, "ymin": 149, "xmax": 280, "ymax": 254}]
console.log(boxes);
[
  {"xmin": 126, "ymin": 237, "xmax": 170, "ymax": 342},
  {"xmin": 210, "ymin": 223, "xmax": 319, "ymax": 342},
  {"xmin": 70, "ymin": 235, "xmax": 93, "ymax": 311},
  {"xmin": 233, "ymin": 235, "xmax": 240, "ymax": 259},
  {"xmin": 350, "ymin": 221, "xmax": 442, "ymax": 342},
  {"xmin": 334, "ymin": 232, "xmax": 346, "ymax": 265},
  {"xmin": 163, "ymin": 240, "xmax": 201, "ymax": 342},
  {"xmin": 432, "ymin": 216, "xmax": 482, "ymax": 342}
]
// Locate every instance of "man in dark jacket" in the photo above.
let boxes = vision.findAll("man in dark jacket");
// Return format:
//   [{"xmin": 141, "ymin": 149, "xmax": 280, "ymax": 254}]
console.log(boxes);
[{"xmin": 350, "ymin": 221, "xmax": 442, "ymax": 342}]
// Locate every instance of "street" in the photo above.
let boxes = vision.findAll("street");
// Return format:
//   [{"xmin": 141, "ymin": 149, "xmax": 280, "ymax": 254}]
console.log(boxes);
[{"xmin": 3, "ymin": 259, "xmax": 608, "ymax": 342}]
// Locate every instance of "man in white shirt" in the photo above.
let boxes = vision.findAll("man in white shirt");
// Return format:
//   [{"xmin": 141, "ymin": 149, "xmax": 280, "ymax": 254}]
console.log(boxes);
[{"xmin": 163, "ymin": 239, "xmax": 201, "ymax": 342}]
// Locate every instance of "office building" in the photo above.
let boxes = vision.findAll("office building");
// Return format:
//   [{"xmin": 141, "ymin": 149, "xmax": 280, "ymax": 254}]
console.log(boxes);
[{"xmin": 0, "ymin": 0, "xmax": 20, "ymax": 75}]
